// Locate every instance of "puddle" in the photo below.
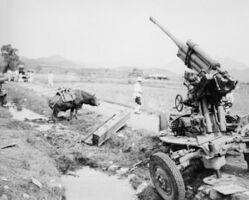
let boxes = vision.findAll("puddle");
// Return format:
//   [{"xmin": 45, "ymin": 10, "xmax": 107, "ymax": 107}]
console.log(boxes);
[
  {"xmin": 9, "ymin": 107, "xmax": 52, "ymax": 131},
  {"xmin": 62, "ymin": 167, "xmax": 136, "ymax": 200},
  {"xmin": 9, "ymin": 107, "xmax": 47, "ymax": 121}
]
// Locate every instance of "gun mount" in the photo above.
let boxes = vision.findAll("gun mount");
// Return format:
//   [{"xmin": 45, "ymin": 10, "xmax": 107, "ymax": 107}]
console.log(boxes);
[{"xmin": 148, "ymin": 17, "xmax": 249, "ymax": 200}]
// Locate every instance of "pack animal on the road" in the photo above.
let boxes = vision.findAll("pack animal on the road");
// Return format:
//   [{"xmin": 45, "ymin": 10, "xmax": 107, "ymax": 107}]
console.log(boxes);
[{"xmin": 48, "ymin": 88, "xmax": 100, "ymax": 121}]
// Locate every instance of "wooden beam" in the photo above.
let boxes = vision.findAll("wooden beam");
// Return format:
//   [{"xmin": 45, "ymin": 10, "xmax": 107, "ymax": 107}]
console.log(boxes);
[
  {"xmin": 92, "ymin": 110, "xmax": 131, "ymax": 146},
  {"xmin": 83, "ymin": 110, "xmax": 131, "ymax": 146}
]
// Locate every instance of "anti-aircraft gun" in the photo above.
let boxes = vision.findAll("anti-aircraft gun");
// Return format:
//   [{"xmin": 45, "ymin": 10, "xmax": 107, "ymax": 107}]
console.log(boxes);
[{"xmin": 148, "ymin": 17, "xmax": 249, "ymax": 200}]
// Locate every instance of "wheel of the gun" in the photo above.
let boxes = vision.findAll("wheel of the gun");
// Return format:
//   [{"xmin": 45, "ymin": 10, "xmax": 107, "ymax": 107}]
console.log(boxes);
[
  {"xmin": 175, "ymin": 94, "xmax": 183, "ymax": 112},
  {"xmin": 149, "ymin": 152, "xmax": 185, "ymax": 200}
]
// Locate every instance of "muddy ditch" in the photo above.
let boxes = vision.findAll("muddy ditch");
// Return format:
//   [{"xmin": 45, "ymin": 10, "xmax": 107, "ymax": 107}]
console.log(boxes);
[
  {"xmin": 7, "ymin": 104, "xmax": 163, "ymax": 199},
  {"xmin": 5, "ymin": 83, "xmax": 249, "ymax": 200},
  {"xmin": 9, "ymin": 106, "xmax": 249, "ymax": 200},
  {"xmin": 3, "ymin": 83, "xmax": 168, "ymax": 199}
]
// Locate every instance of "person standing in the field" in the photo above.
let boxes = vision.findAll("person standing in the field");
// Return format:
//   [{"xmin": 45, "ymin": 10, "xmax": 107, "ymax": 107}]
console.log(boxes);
[
  {"xmin": 134, "ymin": 77, "xmax": 143, "ymax": 114},
  {"xmin": 48, "ymin": 71, "xmax": 54, "ymax": 88}
]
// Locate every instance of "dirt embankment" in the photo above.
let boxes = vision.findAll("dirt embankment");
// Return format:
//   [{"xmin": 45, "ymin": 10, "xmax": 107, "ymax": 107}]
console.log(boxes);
[
  {"xmin": 0, "ymin": 107, "xmax": 65, "ymax": 200},
  {"xmin": 1, "ymin": 83, "xmax": 165, "ymax": 200}
]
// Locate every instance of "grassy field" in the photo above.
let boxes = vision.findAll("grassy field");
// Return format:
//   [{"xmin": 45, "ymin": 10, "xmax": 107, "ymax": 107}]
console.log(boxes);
[
  {"xmin": 53, "ymin": 81, "xmax": 249, "ymax": 117},
  {"xmin": 0, "ymin": 108, "xmax": 65, "ymax": 200},
  {"xmin": 30, "ymin": 72, "xmax": 249, "ymax": 116}
]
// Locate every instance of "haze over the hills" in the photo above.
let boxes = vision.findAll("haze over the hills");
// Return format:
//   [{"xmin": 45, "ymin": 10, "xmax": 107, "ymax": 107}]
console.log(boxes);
[{"xmin": 17, "ymin": 54, "xmax": 249, "ymax": 82}]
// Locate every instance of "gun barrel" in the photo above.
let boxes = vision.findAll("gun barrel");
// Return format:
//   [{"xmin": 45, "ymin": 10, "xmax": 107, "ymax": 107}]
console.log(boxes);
[
  {"xmin": 187, "ymin": 40, "xmax": 220, "ymax": 68},
  {"xmin": 149, "ymin": 17, "xmax": 185, "ymax": 49},
  {"xmin": 149, "ymin": 17, "xmax": 221, "ymax": 72}
]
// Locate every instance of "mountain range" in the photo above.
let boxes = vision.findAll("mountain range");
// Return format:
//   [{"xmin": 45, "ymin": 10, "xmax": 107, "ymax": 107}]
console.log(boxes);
[
  {"xmin": 3, "ymin": 55, "xmax": 249, "ymax": 83},
  {"xmin": 163, "ymin": 57, "xmax": 249, "ymax": 83}
]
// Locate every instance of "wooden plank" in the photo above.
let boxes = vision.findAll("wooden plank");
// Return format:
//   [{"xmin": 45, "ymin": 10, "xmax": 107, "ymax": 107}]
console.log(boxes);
[
  {"xmin": 0, "ymin": 143, "xmax": 17, "ymax": 150},
  {"xmin": 92, "ymin": 110, "xmax": 131, "ymax": 146},
  {"xmin": 82, "ymin": 114, "xmax": 116, "ymax": 144}
]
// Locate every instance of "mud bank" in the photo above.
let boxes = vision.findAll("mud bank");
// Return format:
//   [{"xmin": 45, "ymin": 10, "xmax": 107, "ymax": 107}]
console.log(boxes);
[{"xmin": 0, "ymin": 107, "xmax": 65, "ymax": 200}]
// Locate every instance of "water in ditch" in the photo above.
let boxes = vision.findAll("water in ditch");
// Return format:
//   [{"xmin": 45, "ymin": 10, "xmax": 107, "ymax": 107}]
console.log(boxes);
[
  {"xmin": 9, "ymin": 106, "xmax": 52, "ymax": 131},
  {"xmin": 62, "ymin": 167, "xmax": 136, "ymax": 200}
]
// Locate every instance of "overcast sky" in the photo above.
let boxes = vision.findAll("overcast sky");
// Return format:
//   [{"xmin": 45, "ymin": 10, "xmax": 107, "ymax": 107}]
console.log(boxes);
[{"xmin": 1, "ymin": 0, "xmax": 249, "ymax": 71}]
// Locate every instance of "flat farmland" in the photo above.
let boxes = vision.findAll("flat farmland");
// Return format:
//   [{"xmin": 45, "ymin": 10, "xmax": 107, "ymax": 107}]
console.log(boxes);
[
  {"xmin": 53, "ymin": 81, "xmax": 249, "ymax": 116},
  {"xmin": 55, "ymin": 81, "xmax": 187, "ymax": 114}
]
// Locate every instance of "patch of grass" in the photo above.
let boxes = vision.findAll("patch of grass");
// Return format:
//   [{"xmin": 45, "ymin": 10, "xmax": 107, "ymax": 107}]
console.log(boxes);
[
  {"xmin": 4, "ymin": 120, "xmax": 33, "ymax": 130},
  {"xmin": 0, "ymin": 124, "xmax": 65, "ymax": 200},
  {"xmin": 55, "ymin": 81, "xmax": 186, "ymax": 114},
  {"xmin": 55, "ymin": 81, "xmax": 249, "ymax": 116}
]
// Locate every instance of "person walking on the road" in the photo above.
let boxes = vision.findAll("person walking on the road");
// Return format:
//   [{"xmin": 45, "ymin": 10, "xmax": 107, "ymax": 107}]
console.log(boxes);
[
  {"xmin": 48, "ymin": 71, "xmax": 54, "ymax": 88},
  {"xmin": 134, "ymin": 77, "xmax": 143, "ymax": 114}
]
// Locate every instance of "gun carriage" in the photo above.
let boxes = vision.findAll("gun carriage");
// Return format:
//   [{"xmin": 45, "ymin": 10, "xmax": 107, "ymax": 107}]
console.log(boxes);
[{"xmin": 149, "ymin": 17, "xmax": 249, "ymax": 200}]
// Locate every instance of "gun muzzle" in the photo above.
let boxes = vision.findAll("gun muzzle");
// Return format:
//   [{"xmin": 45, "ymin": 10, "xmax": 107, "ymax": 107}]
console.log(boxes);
[{"xmin": 149, "ymin": 17, "xmax": 157, "ymax": 24}]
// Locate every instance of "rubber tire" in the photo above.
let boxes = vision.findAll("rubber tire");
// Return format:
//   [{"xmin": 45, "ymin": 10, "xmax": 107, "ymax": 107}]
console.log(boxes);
[
  {"xmin": 149, "ymin": 152, "xmax": 185, "ymax": 200},
  {"xmin": 159, "ymin": 112, "xmax": 169, "ymax": 131}
]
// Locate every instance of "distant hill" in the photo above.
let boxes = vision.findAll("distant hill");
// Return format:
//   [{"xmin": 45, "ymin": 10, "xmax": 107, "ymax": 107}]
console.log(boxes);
[
  {"xmin": 227, "ymin": 68, "xmax": 249, "ymax": 83},
  {"xmin": 20, "ymin": 55, "xmax": 82, "ymax": 69},
  {"xmin": 218, "ymin": 57, "xmax": 248, "ymax": 71},
  {"xmin": 143, "ymin": 67, "xmax": 180, "ymax": 79},
  {"xmin": 35, "ymin": 56, "xmax": 80, "ymax": 67},
  {"xmin": 116, "ymin": 66, "xmax": 180, "ymax": 80},
  {"xmin": 163, "ymin": 57, "xmax": 249, "ymax": 83},
  {"xmin": 17, "ymin": 55, "xmax": 249, "ymax": 83},
  {"xmin": 218, "ymin": 57, "xmax": 249, "ymax": 83}
]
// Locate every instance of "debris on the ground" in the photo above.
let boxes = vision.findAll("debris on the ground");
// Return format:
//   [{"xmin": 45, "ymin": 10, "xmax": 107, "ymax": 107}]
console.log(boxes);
[
  {"xmin": 128, "ymin": 158, "xmax": 149, "ymax": 173},
  {"xmin": 209, "ymin": 188, "xmax": 221, "ymax": 200},
  {"xmin": 0, "ymin": 194, "xmax": 8, "ymax": 200},
  {"xmin": 22, "ymin": 193, "xmax": 30, "ymax": 200},
  {"xmin": 48, "ymin": 179, "xmax": 63, "ymax": 195},
  {"xmin": 0, "ymin": 143, "xmax": 17, "ymax": 150},
  {"xmin": 108, "ymin": 164, "xmax": 120, "ymax": 172},
  {"xmin": 0, "ymin": 177, "xmax": 8, "ymax": 181},
  {"xmin": 136, "ymin": 182, "xmax": 149, "ymax": 194},
  {"xmin": 31, "ymin": 177, "xmax": 42, "ymax": 189},
  {"xmin": 3, "ymin": 185, "xmax": 9, "ymax": 190},
  {"xmin": 66, "ymin": 172, "xmax": 80, "ymax": 177},
  {"xmin": 116, "ymin": 167, "xmax": 130, "ymax": 175},
  {"xmin": 84, "ymin": 110, "xmax": 131, "ymax": 146}
]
